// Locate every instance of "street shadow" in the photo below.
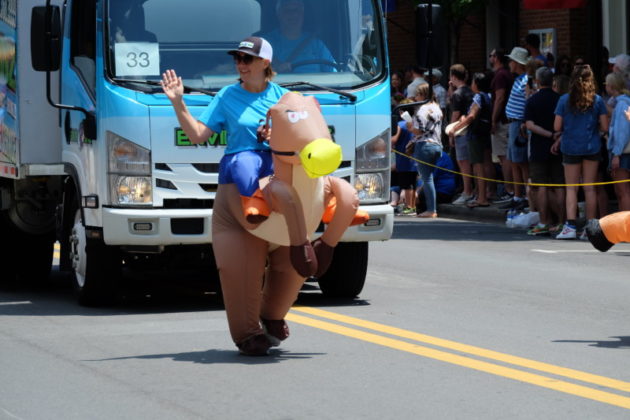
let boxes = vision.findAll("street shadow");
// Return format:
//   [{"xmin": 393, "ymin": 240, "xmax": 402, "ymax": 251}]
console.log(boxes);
[
  {"xmin": 552, "ymin": 336, "xmax": 630, "ymax": 349},
  {"xmin": 84, "ymin": 348, "xmax": 324, "ymax": 365},
  {"xmin": 392, "ymin": 220, "xmax": 544, "ymax": 243},
  {"xmin": 0, "ymin": 268, "xmax": 369, "ymax": 317}
]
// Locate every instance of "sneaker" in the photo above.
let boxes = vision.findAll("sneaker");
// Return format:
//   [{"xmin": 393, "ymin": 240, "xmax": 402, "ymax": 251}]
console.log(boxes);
[
  {"xmin": 493, "ymin": 192, "xmax": 514, "ymax": 204},
  {"xmin": 514, "ymin": 199, "xmax": 529, "ymax": 212},
  {"xmin": 402, "ymin": 207, "xmax": 416, "ymax": 215},
  {"xmin": 527, "ymin": 224, "xmax": 550, "ymax": 236},
  {"xmin": 578, "ymin": 230, "xmax": 588, "ymax": 241},
  {"xmin": 498, "ymin": 199, "xmax": 517, "ymax": 210},
  {"xmin": 555, "ymin": 223, "xmax": 577, "ymax": 240},
  {"xmin": 452, "ymin": 194, "xmax": 472, "ymax": 205}
]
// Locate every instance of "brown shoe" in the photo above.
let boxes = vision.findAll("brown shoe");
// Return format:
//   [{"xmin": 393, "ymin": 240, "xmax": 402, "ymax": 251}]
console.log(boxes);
[
  {"xmin": 237, "ymin": 334, "xmax": 271, "ymax": 356},
  {"xmin": 261, "ymin": 318, "xmax": 290, "ymax": 346}
]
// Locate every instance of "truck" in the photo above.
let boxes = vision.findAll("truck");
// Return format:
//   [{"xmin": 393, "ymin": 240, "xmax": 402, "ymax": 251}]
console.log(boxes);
[{"xmin": 0, "ymin": 0, "xmax": 393, "ymax": 305}]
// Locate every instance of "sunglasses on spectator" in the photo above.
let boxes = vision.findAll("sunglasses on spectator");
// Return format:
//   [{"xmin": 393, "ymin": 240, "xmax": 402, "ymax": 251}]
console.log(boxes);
[
  {"xmin": 488, "ymin": 53, "xmax": 496, "ymax": 58},
  {"xmin": 233, "ymin": 54, "xmax": 256, "ymax": 64}
]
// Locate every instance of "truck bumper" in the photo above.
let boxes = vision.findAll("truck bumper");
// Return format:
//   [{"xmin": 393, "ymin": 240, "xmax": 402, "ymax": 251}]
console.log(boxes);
[
  {"xmin": 336, "ymin": 203, "xmax": 394, "ymax": 242},
  {"xmin": 101, "ymin": 203, "xmax": 393, "ymax": 246},
  {"xmin": 102, "ymin": 208, "xmax": 213, "ymax": 246}
]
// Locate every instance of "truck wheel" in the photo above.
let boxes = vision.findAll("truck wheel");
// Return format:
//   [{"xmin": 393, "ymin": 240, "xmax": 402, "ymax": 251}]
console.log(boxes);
[
  {"xmin": 69, "ymin": 209, "xmax": 121, "ymax": 306},
  {"xmin": 317, "ymin": 242, "xmax": 368, "ymax": 298}
]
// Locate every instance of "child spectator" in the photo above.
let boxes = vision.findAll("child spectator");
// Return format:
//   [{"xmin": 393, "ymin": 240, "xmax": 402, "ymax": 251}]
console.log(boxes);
[
  {"xmin": 450, "ymin": 72, "xmax": 493, "ymax": 207},
  {"xmin": 391, "ymin": 99, "xmax": 418, "ymax": 214},
  {"xmin": 448, "ymin": 64, "xmax": 474, "ymax": 205}
]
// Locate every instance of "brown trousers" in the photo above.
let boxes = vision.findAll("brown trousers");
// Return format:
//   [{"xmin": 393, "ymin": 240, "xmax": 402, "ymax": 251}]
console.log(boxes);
[{"xmin": 212, "ymin": 184, "xmax": 305, "ymax": 345}]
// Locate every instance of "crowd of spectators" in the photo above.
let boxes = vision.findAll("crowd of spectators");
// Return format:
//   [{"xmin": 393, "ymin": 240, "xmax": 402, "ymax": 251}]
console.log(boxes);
[{"xmin": 389, "ymin": 33, "xmax": 630, "ymax": 240}]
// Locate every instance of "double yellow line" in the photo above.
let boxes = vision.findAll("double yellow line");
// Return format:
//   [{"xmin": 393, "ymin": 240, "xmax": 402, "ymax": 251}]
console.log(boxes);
[{"xmin": 288, "ymin": 306, "xmax": 630, "ymax": 410}]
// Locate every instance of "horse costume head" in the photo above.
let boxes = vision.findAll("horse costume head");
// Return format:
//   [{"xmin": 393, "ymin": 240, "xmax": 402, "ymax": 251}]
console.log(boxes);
[{"xmin": 266, "ymin": 92, "xmax": 342, "ymax": 178}]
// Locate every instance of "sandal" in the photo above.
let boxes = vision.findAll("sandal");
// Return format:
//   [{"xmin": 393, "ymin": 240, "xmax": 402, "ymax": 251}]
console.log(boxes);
[
  {"xmin": 466, "ymin": 200, "xmax": 490, "ymax": 208},
  {"xmin": 416, "ymin": 211, "xmax": 437, "ymax": 218}
]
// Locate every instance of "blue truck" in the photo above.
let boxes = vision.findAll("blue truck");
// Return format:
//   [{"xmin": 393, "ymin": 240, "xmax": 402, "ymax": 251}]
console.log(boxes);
[{"xmin": 0, "ymin": 0, "xmax": 393, "ymax": 304}]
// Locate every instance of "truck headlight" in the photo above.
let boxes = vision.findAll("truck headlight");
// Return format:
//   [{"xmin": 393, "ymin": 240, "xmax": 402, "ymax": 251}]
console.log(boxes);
[
  {"xmin": 107, "ymin": 132, "xmax": 152, "ymax": 206},
  {"xmin": 111, "ymin": 176, "xmax": 152, "ymax": 205},
  {"xmin": 355, "ymin": 129, "xmax": 390, "ymax": 203}
]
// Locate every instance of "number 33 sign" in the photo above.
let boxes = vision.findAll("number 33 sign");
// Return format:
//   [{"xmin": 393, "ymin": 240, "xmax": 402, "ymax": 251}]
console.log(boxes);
[{"xmin": 115, "ymin": 42, "xmax": 160, "ymax": 77}]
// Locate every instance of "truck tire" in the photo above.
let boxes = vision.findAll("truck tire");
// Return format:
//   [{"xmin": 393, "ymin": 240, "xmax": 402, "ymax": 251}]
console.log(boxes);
[
  {"xmin": 69, "ymin": 208, "xmax": 122, "ymax": 306},
  {"xmin": 317, "ymin": 242, "xmax": 368, "ymax": 298}
]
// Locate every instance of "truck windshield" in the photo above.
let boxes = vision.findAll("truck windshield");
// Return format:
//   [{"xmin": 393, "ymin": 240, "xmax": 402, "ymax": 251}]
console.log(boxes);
[{"xmin": 106, "ymin": 0, "xmax": 385, "ymax": 92}]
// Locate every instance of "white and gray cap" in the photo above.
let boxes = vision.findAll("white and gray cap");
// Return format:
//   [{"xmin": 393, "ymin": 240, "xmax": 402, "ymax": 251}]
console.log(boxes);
[{"xmin": 228, "ymin": 36, "xmax": 273, "ymax": 61}]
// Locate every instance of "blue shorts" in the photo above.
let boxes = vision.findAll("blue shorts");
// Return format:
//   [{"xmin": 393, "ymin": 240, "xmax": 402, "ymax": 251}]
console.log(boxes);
[
  {"xmin": 454, "ymin": 135, "xmax": 469, "ymax": 161},
  {"xmin": 507, "ymin": 121, "xmax": 528, "ymax": 163},
  {"xmin": 219, "ymin": 150, "xmax": 273, "ymax": 197}
]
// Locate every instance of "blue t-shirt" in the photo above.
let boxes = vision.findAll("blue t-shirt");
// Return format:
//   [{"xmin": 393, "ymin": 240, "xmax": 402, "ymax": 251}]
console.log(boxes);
[
  {"xmin": 416, "ymin": 151, "xmax": 456, "ymax": 196},
  {"xmin": 264, "ymin": 30, "xmax": 337, "ymax": 73},
  {"xmin": 394, "ymin": 121, "xmax": 416, "ymax": 172},
  {"xmin": 198, "ymin": 82, "xmax": 289, "ymax": 155},
  {"xmin": 554, "ymin": 94, "xmax": 607, "ymax": 156},
  {"xmin": 608, "ymin": 94, "xmax": 630, "ymax": 156}
]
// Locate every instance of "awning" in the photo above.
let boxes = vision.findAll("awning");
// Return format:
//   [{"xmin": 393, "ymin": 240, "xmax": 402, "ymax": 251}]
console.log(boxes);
[{"xmin": 523, "ymin": 0, "xmax": 586, "ymax": 9}]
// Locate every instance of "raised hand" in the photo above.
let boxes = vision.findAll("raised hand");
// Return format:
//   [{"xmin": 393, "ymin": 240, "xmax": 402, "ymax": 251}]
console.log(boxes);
[{"xmin": 160, "ymin": 69, "xmax": 184, "ymax": 102}]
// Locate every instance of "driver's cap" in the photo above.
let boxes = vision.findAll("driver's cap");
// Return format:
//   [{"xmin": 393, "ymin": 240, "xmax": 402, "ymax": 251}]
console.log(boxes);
[{"xmin": 228, "ymin": 37, "xmax": 273, "ymax": 61}]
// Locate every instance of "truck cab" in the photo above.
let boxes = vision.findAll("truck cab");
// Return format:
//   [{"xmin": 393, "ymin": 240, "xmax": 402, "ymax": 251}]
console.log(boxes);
[{"xmin": 2, "ymin": 0, "xmax": 393, "ymax": 304}]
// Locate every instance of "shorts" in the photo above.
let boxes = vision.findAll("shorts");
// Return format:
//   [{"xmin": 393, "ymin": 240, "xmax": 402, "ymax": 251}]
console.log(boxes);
[
  {"xmin": 396, "ymin": 171, "xmax": 417, "ymax": 189},
  {"xmin": 608, "ymin": 153, "xmax": 630, "ymax": 171},
  {"xmin": 507, "ymin": 120, "xmax": 528, "ymax": 164},
  {"xmin": 454, "ymin": 135, "xmax": 469, "ymax": 161},
  {"xmin": 219, "ymin": 149, "xmax": 273, "ymax": 196},
  {"xmin": 491, "ymin": 122, "xmax": 509, "ymax": 157},
  {"xmin": 529, "ymin": 158, "xmax": 565, "ymax": 185},
  {"xmin": 562, "ymin": 153, "xmax": 601, "ymax": 165},
  {"xmin": 468, "ymin": 134, "xmax": 491, "ymax": 165}
]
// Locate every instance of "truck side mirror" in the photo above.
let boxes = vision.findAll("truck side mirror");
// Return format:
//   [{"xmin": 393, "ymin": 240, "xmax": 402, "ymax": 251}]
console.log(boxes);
[{"xmin": 31, "ymin": 6, "xmax": 61, "ymax": 72}]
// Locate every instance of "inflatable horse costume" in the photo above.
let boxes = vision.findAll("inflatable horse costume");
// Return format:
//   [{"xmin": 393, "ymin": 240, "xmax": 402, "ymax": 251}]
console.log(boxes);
[{"xmin": 212, "ymin": 92, "xmax": 368, "ymax": 355}]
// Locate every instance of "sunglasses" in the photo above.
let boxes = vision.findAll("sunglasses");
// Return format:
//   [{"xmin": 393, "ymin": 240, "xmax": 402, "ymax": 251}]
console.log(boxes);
[{"xmin": 233, "ymin": 54, "xmax": 255, "ymax": 64}]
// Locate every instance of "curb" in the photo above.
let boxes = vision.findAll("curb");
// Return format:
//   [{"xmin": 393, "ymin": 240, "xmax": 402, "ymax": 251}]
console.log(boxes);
[{"xmin": 437, "ymin": 203, "xmax": 507, "ymax": 224}]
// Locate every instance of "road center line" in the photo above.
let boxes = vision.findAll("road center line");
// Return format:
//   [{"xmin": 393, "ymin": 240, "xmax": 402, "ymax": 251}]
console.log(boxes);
[
  {"xmin": 291, "ymin": 307, "xmax": 630, "ymax": 394},
  {"xmin": 286, "ymin": 312, "xmax": 630, "ymax": 409},
  {"xmin": 285, "ymin": 313, "xmax": 630, "ymax": 409}
]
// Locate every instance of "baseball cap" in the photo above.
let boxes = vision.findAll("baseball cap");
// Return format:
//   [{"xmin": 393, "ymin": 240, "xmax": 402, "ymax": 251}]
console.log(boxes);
[{"xmin": 228, "ymin": 37, "xmax": 273, "ymax": 61}]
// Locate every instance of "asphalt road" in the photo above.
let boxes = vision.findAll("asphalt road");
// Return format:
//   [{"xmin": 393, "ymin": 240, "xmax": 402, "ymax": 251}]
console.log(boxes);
[{"xmin": 1, "ymin": 217, "xmax": 629, "ymax": 419}]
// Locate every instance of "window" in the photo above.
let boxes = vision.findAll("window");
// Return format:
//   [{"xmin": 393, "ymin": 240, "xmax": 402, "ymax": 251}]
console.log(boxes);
[{"xmin": 70, "ymin": 0, "xmax": 96, "ymax": 96}]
